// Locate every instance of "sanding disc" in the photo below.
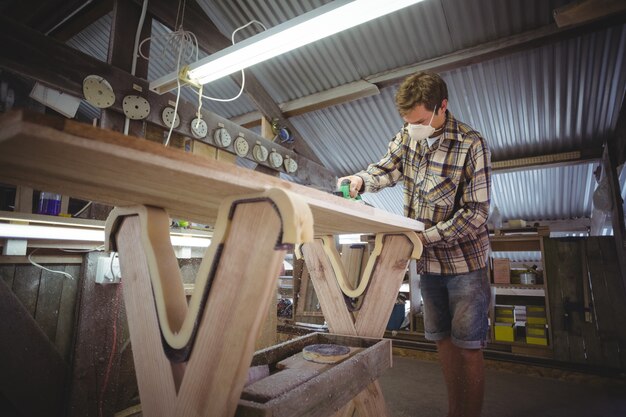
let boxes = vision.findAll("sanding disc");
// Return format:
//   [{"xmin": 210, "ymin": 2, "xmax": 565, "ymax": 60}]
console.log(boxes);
[
  {"xmin": 302, "ymin": 344, "xmax": 351, "ymax": 364},
  {"xmin": 82, "ymin": 75, "xmax": 115, "ymax": 109}
]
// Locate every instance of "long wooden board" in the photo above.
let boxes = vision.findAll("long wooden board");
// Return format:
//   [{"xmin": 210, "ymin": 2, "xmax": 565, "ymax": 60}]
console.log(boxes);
[{"xmin": 0, "ymin": 111, "xmax": 423, "ymax": 236}]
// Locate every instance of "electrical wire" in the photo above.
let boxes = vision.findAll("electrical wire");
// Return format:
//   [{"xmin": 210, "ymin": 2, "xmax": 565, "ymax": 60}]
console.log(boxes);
[
  {"xmin": 191, "ymin": 20, "xmax": 267, "ymax": 104},
  {"xmin": 72, "ymin": 200, "xmax": 92, "ymax": 217},
  {"xmin": 27, "ymin": 248, "xmax": 75, "ymax": 280}
]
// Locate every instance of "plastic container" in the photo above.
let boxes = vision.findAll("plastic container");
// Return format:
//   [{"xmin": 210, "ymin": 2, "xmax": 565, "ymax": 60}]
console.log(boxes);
[
  {"xmin": 386, "ymin": 303, "xmax": 406, "ymax": 330},
  {"xmin": 38, "ymin": 192, "xmax": 62, "ymax": 216}
]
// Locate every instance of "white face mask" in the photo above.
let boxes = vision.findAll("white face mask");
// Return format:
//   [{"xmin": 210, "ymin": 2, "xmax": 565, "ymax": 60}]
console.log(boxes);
[{"xmin": 407, "ymin": 106, "xmax": 437, "ymax": 142}]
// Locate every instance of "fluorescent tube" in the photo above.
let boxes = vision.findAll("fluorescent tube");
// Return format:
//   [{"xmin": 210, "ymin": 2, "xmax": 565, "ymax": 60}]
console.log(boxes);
[{"xmin": 150, "ymin": 0, "xmax": 423, "ymax": 93}]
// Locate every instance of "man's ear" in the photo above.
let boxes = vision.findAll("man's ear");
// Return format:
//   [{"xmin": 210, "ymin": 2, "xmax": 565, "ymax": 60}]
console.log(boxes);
[{"xmin": 439, "ymin": 98, "xmax": 448, "ymax": 114}]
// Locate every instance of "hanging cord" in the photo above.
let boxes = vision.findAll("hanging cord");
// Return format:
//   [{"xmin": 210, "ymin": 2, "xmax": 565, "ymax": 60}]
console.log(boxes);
[
  {"xmin": 27, "ymin": 248, "xmax": 75, "ymax": 280},
  {"xmin": 191, "ymin": 20, "xmax": 267, "ymax": 104}
]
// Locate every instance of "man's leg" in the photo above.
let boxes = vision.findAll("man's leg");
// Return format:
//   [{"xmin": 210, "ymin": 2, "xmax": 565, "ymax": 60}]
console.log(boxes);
[
  {"xmin": 436, "ymin": 339, "xmax": 485, "ymax": 417},
  {"xmin": 436, "ymin": 337, "xmax": 462, "ymax": 417}
]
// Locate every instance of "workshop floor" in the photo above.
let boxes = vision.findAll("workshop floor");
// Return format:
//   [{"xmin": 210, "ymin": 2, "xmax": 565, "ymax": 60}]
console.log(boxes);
[{"xmin": 379, "ymin": 352, "xmax": 626, "ymax": 417}]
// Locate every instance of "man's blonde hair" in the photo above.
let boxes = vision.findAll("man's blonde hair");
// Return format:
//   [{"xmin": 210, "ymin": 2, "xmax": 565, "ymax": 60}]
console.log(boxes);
[{"xmin": 395, "ymin": 72, "xmax": 448, "ymax": 116}]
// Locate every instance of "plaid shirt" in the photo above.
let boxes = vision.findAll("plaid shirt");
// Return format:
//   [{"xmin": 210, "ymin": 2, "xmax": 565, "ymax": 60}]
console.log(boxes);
[{"xmin": 356, "ymin": 111, "xmax": 491, "ymax": 275}]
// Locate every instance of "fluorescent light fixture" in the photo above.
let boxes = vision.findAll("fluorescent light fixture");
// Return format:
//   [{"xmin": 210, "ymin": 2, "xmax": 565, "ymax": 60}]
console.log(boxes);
[
  {"xmin": 150, "ymin": 0, "xmax": 424, "ymax": 93},
  {"xmin": 0, "ymin": 224, "xmax": 212, "ymax": 247}
]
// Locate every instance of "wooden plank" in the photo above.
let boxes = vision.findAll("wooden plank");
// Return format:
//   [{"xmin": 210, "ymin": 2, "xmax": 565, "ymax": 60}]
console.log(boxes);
[
  {"xmin": 301, "ymin": 240, "xmax": 357, "ymax": 335},
  {"xmin": 0, "ymin": 111, "xmax": 424, "ymax": 236},
  {"xmin": 34, "ymin": 265, "xmax": 66, "ymax": 343},
  {"xmin": 14, "ymin": 185, "xmax": 33, "ymax": 213},
  {"xmin": 355, "ymin": 235, "xmax": 412, "ymax": 337},
  {"xmin": 535, "ymin": 239, "xmax": 569, "ymax": 360},
  {"xmin": 553, "ymin": 0, "xmax": 626, "ymax": 28},
  {"xmin": 0, "ymin": 264, "xmax": 16, "ymax": 288},
  {"xmin": 11, "ymin": 264, "xmax": 42, "ymax": 317},
  {"xmin": 0, "ymin": 278, "xmax": 66, "ymax": 417},
  {"xmin": 55, "ymin": 264, "xmax": 80, "ymax": 362}
]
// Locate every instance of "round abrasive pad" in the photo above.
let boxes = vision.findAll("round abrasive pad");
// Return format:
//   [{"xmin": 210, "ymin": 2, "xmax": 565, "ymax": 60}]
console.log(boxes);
[{"xmin": 302, "ymin": 344, "xmax": 351, "ymax": 364}]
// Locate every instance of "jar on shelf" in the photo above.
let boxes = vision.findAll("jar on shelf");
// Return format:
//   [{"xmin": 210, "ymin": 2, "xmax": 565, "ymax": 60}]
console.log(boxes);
[{"xmin": 38, "ymin": 192, "xmax": 62, "ymax": 216}]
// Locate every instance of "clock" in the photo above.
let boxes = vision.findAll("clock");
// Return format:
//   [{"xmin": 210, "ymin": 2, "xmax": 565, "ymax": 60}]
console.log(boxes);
[
  {"xmin": 234, "ymin": 135, "xmax": 249, "ymax": 157},
  {"xmin": 252, "ymin": 141, "xmax": 269, "ymax": 162},
  {"xmin": 213, "ymin": 126, "xmax": 232, "ymax": 147},
  {"xmin": 284, "ymin": 156, "xmax": 298, "ymax": 173},
  {"xmin": 190, "ymin": 118, "xmax": 208, "ymax": 138},
  {"xmin": 268, "ymin": 149, "xmax": 283, "ymax": 169}
]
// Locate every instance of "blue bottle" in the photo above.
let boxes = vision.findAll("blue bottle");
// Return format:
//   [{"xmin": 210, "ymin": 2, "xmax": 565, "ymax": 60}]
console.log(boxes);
[{"xmin": 38, "ymin": 192, "xmax": 62, "ymax": 216}]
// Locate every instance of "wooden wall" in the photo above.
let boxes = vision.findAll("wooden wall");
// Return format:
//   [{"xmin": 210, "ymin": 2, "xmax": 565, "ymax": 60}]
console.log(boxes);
[
  {"xmin": 0, "ymin": 263, "xmax": 80, "ymax": 361},
  {"xmin": 545, "ymin": 236, "xmax": 626, "ymax": 370}
]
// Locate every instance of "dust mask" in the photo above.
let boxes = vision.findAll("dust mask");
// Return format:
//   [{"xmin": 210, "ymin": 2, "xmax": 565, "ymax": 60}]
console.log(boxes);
[{"xmin": 407, "ymin": 106, "xmax": 437, "ymax": 142}]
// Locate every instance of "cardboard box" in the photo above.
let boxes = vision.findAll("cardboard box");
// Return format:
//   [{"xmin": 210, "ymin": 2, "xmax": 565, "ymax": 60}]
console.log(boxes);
[{"xmin": 492, "ymin": 258, "xmax": 511, "ymax": 284}]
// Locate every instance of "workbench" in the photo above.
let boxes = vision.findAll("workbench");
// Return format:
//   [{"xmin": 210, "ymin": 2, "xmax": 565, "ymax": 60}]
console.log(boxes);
[{"xmin": 0, "ymin": 111, "xmax": 424, "ymax": 417}]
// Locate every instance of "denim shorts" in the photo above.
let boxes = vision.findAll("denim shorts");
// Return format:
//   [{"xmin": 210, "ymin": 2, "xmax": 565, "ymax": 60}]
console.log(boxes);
[{"xmin": 420, "ymin": 268, "xmax": 491, "ymax": 349}]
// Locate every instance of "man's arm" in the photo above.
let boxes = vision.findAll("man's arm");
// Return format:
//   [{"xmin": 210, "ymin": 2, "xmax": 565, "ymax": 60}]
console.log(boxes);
[
  {"xmin": 421, "ymin": 135, "xmax": 491, "ymax": 245},
  {"xmin": 337, "ymin": 131, "xmax": 406, "ymax": 198}
]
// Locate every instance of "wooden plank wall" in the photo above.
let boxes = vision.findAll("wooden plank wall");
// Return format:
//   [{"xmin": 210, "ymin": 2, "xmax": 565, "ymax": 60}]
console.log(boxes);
[
  {"xmin": 544, "ymin": 236, "xmax": 626, "ymax": 370},
  {"xmin": 0, "ymin": 263, "xmax": 79, "ymax": 361}
]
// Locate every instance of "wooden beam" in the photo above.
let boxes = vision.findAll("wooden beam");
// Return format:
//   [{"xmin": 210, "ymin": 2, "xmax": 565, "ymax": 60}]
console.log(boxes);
[
  {"xmin": 492, "ymin": 149, "xmax": 602, "ymax": 173},
  {"xmin": 142, "ymin": 0, "xmax": 231, "ymax": 53},
  {"xmin": 49, "ymin": 0, "xmax": 114, "ymax": 41},
  {"xmin": 0, "ymin": 16, "xmax": 336, "ymax": 189},
  {"xmin": 602, "ymin": 145, "xmax": 626, "ymax": 290},
  {"xmin": 0, "ymin": 278, "xmax": 66, "ymax": 417},
  {"xmin": 232, "ymin": 80, "xmax": 380, "ymax": 128},
  {"xmin": 553, "ymin": 0, "xmax": 626, "ymax": 28}
]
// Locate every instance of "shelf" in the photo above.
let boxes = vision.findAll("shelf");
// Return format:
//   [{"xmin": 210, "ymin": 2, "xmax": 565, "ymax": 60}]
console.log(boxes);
[{"xmin": 492, "ymin": 284, "xmax": 545, "ymax": 296}]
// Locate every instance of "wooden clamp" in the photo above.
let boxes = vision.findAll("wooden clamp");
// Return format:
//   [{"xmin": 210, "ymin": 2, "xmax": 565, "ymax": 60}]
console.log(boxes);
[{"xmin": 104, "ymin": 188, "xmax": 313, "ymax": 417}]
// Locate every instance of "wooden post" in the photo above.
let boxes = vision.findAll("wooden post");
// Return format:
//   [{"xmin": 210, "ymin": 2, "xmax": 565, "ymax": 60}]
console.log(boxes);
[
  {"xmin": 301, "ymin": 233, "xmax": 421, "ymax": 416},
  {"xmin": 107, "ymin": 188, "xmax": 313, "ymax": 417}
]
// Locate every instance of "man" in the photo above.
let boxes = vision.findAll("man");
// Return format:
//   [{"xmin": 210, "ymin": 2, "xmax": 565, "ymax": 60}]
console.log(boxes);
[{"xmin": 339, "ymin": 71, "xmax": 491, "ymax": 417}]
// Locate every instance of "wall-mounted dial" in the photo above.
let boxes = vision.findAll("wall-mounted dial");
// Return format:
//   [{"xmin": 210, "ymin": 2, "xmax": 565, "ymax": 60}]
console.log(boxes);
[
  {"xmin": 161, "ymin": 106, "xmax": 180, "ymax": 128},
  {"xmin": 252, "ymin": 141, "xmax": 269, "ymax": 162},
  {"xmin": 213, "ymin": 123, "xmax": 231, "ymax": 147},
  {"xmin": 284, "ymin": 155, "xmax": 298, "ymax": 173},
  {"xmin": 234, "ymin": 135, "xmax": 249, "ymax": 157},
  {"xmin": 82, "ymin": 75, "xmax": 115, "ymax": 108},
  {"xmin": 268, "ymin": 149, "xmax": 283, "ymax": 169},
  {"xmin": 190, "ymin": 118, "xmax": 208, "ymax": 138}
]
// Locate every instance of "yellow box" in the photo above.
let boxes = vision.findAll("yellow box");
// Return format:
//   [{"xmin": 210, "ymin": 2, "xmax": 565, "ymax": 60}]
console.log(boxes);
[
  {"xmin": 526, "ymin": 336, "xmax": 548, "ymax": 345},
  {"xmin": 527, "ymin": 316, "xmax": 547, "ymax": 325},
  {"xmin": 495, "ymin": 316, "xmax": 515, "ymax": 324},
  {"xmin": 494, "ymin": 323, "xmax": 515, "ymax": 342},
  {"xmin": 526, "ymin": 325, "xmax": 547, "ymax": 337},
  {"xmin": 527, "ymin": 306, "xmax": 546, "ymax": 314}
]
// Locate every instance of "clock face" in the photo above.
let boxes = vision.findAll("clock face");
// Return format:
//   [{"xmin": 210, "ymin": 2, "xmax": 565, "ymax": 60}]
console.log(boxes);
[
  {"xmin": 253, "ymin": 142, "xmax": 269, "ymax": 162},
  {"xmin": 268, "ymin": 150, "xmax": 283, "ymax": 168},
  {"xmin": 284, "ymin": 156, "xmax": 298, "ymax": 173},
  {"xmin": 213, "ymin": 127, "xmax": 232, "ymax": 147},
  {"xmin": 234, "ymin": 136, "xmax": 249, "ymax": 157}
]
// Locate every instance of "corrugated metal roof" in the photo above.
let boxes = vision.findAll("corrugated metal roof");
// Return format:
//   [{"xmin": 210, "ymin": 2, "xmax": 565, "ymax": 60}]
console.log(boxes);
[{"xmin": 61, "ymin": 1, "xmax": 626, "ymax": 229}]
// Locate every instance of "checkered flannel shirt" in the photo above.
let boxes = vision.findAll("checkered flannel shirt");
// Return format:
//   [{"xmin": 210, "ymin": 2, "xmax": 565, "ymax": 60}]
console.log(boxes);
[{"xmin": 356, "ymin": 111, "xmax": 491, "ymax": 275}]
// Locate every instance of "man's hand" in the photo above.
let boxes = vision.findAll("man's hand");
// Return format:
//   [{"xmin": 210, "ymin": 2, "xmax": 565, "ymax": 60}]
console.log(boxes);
[{"xmin": 337, "ymin": 175, "xmax": 363, "ymax": 199}]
